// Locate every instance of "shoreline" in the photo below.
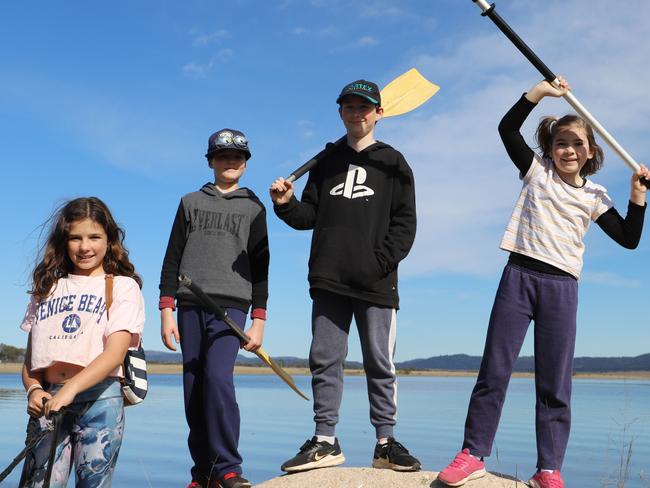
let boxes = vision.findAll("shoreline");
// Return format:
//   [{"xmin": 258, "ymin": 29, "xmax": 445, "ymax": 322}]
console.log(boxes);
[{"xmin": 1, "ymin": 362, "xmax": 649, "ymax": 379}]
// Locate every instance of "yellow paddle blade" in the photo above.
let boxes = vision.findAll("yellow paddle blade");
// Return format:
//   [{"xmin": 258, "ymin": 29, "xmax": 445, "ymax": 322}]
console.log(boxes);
[
  {"xmin": 381, "ymin": 68, "xmax": 440, "ymax": 118},
  {"xmin": 255, "ymin": 347, "xmax": 310, "ymax": 401}
]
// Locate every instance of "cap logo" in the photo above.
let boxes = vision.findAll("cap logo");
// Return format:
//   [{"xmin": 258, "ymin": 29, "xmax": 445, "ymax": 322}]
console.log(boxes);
[{"xmin": 347, "ymin": 82, "xmax": 373, "ymax": 93}]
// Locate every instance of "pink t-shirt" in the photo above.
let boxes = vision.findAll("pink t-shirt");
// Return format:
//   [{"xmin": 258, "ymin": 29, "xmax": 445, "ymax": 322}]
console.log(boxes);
[{"xmin": 21, "ymin": 274, "xmax": 145, "ymax": 376}]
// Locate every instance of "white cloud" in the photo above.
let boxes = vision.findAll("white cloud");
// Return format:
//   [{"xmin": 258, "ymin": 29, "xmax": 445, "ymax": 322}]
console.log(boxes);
[
  {"xmin": 182, "ymin": 61, "xmax": 214, "ymax": 78},
  {"xmin": 191, "ymin": 29, "xmax": 229, "ymax": 47},
  {"xmin": 353, "ymin": 36, "xmax": 379, "ymax": 48},
  {"xmin": 182, "ymin": 48, "xmax": 234, "ymax": 79},
  {"xmin": 298, "ymin": 120, "xmax": 315, "ymax": 139},
  {"xmin": 0, "ymin": 73, "xmax": 198, "ymax": 176},
  {"xmin": 360, "ymin": 4, "xmax": 404, "ymax": 18},
  {"xmin": 581, "ymin": 271, "xmax": 643, "ymax": 288},
  {"xmin": 290, "ymin": 25, "xmax": 338, "ymax": 38},
  {"xmin": 386, "ymin": 0, "xmax": 650, "ymax": 277}
]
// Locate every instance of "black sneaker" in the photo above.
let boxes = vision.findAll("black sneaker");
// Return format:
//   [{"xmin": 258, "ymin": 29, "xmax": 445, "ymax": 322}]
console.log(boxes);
[
  {"xmin": 217, "ymin": 472, "xmax": 252, "ymax": 488},
  {"xmin": 372, "ymin": 437, "xmax": 421, "ymax": 471},
  {"xmin": 280, "ymin": 437, "xmax": 346, "ymax": 472}
]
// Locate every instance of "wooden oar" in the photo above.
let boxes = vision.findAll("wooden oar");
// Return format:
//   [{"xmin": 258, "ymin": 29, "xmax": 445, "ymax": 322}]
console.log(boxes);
[
  {"xmin": 178, "ymin": 276, "xmax": 309, "ymax": 401},
  {"xmin": 286, "ymin": 68, "xmax": 439, "ymax": 183},
  {"xmin": 471, "ymin": 0, "xmax": 644, "ymax": 175}
]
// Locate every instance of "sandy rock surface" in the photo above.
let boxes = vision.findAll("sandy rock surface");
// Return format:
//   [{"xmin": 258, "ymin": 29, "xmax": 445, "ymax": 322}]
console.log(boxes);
[{"xmin": 255, "ymin": 467, "xmax": 527, "ymax": 487}]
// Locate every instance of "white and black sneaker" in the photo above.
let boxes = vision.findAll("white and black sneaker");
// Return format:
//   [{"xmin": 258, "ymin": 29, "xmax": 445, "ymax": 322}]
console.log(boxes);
[
  {"xmin": 280, "ymin": 437, "xmax": 346, "ymax": 472},
  {"xmin": 372, "ymin": 437, "xmax": 421, "ymax": 471}
]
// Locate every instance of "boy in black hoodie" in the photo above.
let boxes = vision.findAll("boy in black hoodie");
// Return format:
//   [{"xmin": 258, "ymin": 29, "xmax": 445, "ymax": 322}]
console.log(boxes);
[{"xmin": 270, "ymin": 80, "xmax": 420, "ymax": 473}]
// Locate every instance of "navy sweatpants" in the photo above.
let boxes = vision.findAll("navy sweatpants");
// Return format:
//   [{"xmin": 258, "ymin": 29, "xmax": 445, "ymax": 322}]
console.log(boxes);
[
  {"xmin": 178, "ymin": 306, "xmax": 246, "ymax": 483},
  {"xmin": 463, "ymin": 264, "xmax": 578, "ymax": 470}
]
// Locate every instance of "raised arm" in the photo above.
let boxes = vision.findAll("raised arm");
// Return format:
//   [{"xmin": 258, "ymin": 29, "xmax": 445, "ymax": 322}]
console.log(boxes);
[
  {"xmin": 596, "ymin": 164, "xmax": 649, "ymax": 248},
  {"xmin": 498, "ymin": 95, "xmax": 536, "ymax": 175},
  {"xmin": 499, "ymin": 77, "xmax": 570, "ymax": 175}
]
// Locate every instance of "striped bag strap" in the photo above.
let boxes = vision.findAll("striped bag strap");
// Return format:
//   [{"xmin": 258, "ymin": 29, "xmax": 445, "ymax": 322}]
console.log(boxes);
[{"xmin": 105, "ymin": 274, "xmax": 114, "ymax": 320}]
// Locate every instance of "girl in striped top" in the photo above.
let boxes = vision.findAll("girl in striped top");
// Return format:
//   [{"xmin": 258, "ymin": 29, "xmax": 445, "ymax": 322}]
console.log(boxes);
[{"xmin": 438, "ymin": 77, "xmax": 648, "ymax": 488}]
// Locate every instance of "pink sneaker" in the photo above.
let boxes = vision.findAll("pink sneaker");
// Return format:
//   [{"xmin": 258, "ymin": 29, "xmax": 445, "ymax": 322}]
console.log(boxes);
[
  {"xmin": 529, "ymin": 470, "xmax": 565, "ymax": 488},
  {"xmin": 438, "ymin": 448, "xmax": 486, "ymax": 486}
]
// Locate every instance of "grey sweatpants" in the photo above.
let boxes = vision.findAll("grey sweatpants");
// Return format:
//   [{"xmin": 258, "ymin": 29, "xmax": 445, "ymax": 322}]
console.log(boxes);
[{"xmin": 310, "ymin": 289, "xmax": 397, "ymax": 439}]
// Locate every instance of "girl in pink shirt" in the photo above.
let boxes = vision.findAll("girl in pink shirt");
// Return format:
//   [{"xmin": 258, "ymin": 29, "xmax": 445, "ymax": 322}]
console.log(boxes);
[{"xmin": 19, "ymin": 197, "xmax": 145, "ymax": 488}]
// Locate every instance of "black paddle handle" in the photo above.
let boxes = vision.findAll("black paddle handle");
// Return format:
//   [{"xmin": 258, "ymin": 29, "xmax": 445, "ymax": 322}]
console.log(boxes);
[
  {"xmin": 178, "ymin": 275, "xmax": 251, "ymax": 344},
  {"xmin": 286, "ymin": 136, "xmax": 346, "ymax": 183},
  {"xmin": 43, "ymin": 407, "xmax": 66, "ymax": 488},
  {"xmin": 475, "ymin": 1, "xmax": 556, "ymax": 82}
]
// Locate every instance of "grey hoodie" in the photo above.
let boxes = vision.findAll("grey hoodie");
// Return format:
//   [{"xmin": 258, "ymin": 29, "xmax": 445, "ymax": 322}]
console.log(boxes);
[{"xmin": 159, "ymin": 183, "xmax": 269, "ymax": 313}]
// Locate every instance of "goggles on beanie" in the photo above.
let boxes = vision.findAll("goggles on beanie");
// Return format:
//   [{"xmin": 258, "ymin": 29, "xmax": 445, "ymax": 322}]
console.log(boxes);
[{"xmin": 205, "ymin": 129, "xmax": 251, "ymax": 160}]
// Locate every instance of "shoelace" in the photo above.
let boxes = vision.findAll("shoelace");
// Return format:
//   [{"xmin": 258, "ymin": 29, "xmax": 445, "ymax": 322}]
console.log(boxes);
[
  {"xmin": 448, "ymin": 452, "xmax": 473, "ymax": 469},
  {"xmin": 538, "ymin": 473, "xmax": 563, "ymax": 488},
  {"xmin": 384, "ymin": 440, "xmax": 409, "ymax": 457},
  {"xmin": 299, "ymin": 439, "xmax": 320, "ymax": 453}
]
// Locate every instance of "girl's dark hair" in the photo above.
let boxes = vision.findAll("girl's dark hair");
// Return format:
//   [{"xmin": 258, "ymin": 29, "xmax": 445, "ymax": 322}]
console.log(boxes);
[
  {"xmin": 31, "ymin": 197, "xmax": 143, "ymax": 300},
  {"xmin": 535, "ymin": 114, "xmax": 604, "ymax": 177}
]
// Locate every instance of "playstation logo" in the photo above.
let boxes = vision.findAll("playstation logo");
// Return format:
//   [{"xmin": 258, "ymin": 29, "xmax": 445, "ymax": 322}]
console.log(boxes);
[{"xmin": 329, "ymin": 164, "xmax": 374, "ymax": 199}]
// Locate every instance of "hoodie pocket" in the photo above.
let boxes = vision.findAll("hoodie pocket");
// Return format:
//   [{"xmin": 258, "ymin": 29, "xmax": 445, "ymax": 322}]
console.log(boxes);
[{"xmin": 309, "ymin": 226, "xmax": 383, "ymax": 289}]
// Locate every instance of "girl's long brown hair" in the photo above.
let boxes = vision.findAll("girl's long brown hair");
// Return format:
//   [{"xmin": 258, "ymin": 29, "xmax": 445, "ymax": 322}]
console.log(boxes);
[
  {"xmin": 31, "ymin": 197, "xmax": 143, "ymax": 300},
  {"xmin": 535, "ymin": 115, "xmax": 605, "ymax": 177}
]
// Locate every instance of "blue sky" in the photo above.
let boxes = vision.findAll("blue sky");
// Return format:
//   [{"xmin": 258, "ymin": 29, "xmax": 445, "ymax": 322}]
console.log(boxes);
[{"xmin": 1, "ymin": 1, "xmax": 649, "ymax": 361}]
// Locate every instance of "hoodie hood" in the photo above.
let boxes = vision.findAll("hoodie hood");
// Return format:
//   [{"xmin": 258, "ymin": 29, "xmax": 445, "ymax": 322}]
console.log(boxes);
[
  {"xmin": 200, "ymin": 183, "xmax": 256, "ymax": 199},
  {"xmin": 340, "ymin": 140, "xmax": 392, "ymax": 155}
]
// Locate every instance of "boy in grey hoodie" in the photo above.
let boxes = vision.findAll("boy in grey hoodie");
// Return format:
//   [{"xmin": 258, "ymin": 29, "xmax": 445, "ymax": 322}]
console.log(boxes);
[{"xmin": 159, "ymin": 129, "xmax": 269, "ymax": 488}]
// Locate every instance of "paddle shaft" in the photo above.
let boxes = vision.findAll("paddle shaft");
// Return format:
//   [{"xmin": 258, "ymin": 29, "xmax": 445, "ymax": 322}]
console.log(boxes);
[
  {"xmin": 179, "ymin": 275, "xmax": 251, "ymax": 343},
  {"xmin": 473, "ymin": 0, "xmax": 642, "ymax": 173},
  {"xmin": 3, "ymin": 407, "xmax": 65, "ymax": 486},
  {"xmin": 178, "ymin": 276, "xmax": 309, "ymax": 400},
  {"xmin": 0, "ymin": 428, "xmax": 49, "ymax": 483},
  {"xmin": 287, "ymin": 137, "xmax": 344, "ymax": 183}
]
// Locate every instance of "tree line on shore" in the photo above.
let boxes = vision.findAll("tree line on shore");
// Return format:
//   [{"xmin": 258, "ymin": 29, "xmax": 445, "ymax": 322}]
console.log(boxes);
[{"xmin": 3, "ymin": 344, "xmax": 649, "ymax": 372}]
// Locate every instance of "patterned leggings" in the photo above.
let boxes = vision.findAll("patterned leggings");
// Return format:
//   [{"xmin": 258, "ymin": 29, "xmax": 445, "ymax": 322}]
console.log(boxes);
[{"xmin": 20, "ymin": 378, "xmax": 124, "ymax": 488}]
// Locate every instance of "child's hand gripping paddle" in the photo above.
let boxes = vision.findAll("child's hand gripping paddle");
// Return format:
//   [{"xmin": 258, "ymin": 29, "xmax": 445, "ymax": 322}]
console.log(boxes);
[
  {"xmin": 286, "ymin": 68, "xmax": 440, "ymax": 183},
  {"xmin": 1, "ymin": 402, "xmax": 66, "ymax": 486},
  {"xmin": 472, "ymin": 0, "xmax": 648, "ymax": 186},
  {"xmin": 178, "ymin": 275, "xmax": 309, "ymax": 401}
]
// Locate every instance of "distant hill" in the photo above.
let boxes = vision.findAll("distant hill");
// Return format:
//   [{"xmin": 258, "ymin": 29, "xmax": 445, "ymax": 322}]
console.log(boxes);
[
  {"xmin": 2, "ymin": 344, "xmax": 649, "ymax": 372},
  {"xmin": 0, "ymin": 344, "xmax": 25, "ymax": 363},
  {"xmin": 397, "ymin": 353, "xmax": 650, "ymax": 373},
  {"xmin": 145, "ymin": 350, "xmax": 362, "ymax": 369},
  {"xmin": 144, "ymin": 349, "xmax": 650, "ymax": 373},
  {"xmin": 572, "ymin": 353, "xmax": 650, "ymax": 372}
]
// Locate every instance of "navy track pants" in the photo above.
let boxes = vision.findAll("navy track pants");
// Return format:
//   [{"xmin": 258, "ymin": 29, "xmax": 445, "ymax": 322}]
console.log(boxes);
[
  {"xmin": 178, "ymin": 306, "xmax": 246, "ymax": 483},
  {"xmin": 463, "ymin": 264, "xmax": 577, "ymax": 470}
]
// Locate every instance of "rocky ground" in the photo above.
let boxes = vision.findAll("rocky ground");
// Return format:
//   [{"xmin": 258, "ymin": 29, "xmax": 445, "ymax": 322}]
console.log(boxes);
[{"xmin": 255, "ymin": 467, "xmax": 528, "ymax": 487}]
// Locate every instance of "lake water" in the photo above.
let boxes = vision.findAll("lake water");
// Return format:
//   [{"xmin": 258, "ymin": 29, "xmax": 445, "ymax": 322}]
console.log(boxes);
[{"xmin": 1, "ymin": 373, "xmax": 648, "ymax": 487}]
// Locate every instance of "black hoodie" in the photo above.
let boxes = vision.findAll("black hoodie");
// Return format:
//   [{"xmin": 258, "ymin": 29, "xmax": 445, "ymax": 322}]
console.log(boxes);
[{"xmin": 274, "ymin": 141, "xmax": 416, "ymax": 308}]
